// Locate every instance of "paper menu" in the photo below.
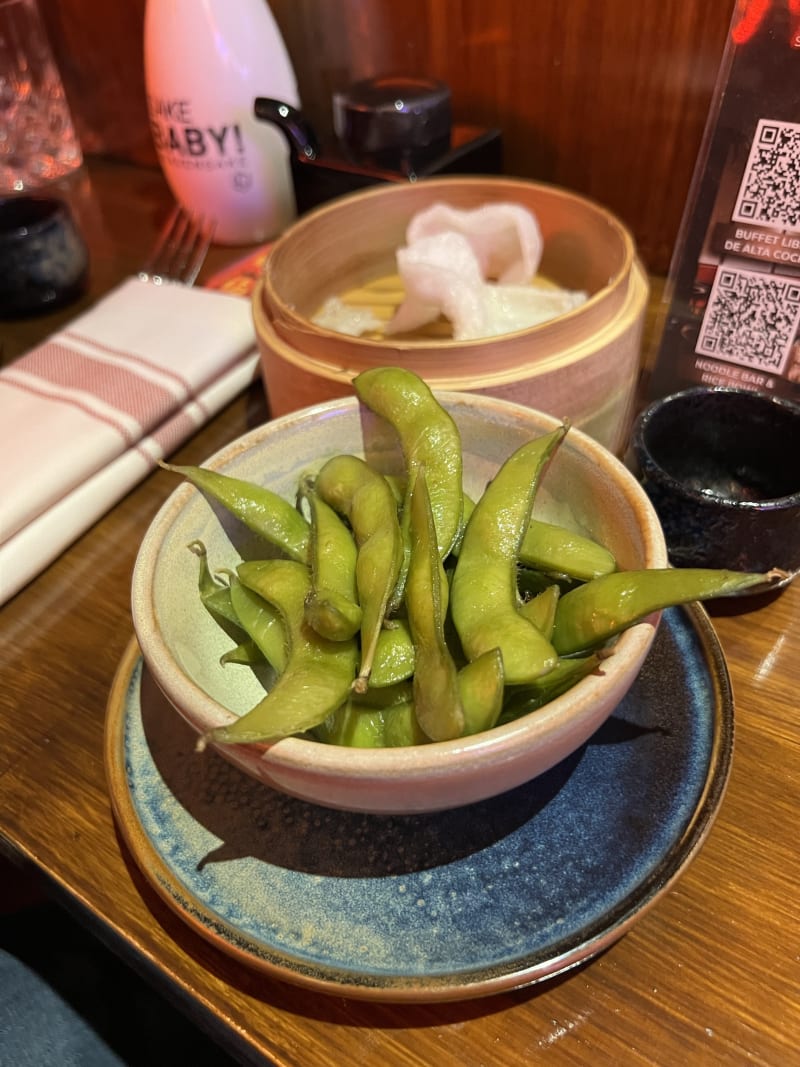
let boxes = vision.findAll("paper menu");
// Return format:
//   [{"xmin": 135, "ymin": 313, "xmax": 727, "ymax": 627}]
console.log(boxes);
[{"xmin": 205, "ymin": 244, "xmax": 272, "ymax": 297}]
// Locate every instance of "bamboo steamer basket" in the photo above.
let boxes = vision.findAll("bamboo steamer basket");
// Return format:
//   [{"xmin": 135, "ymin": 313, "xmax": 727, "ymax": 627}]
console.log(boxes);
[{"xmin": 254, "ymin": 177, "xmax": 648, "ymax": 454}]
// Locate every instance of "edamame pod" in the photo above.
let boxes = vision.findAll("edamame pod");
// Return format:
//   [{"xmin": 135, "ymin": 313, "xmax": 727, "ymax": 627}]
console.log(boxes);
[
  {"xmin": 162, "ymin": 463, "xmax": 310, "ymax": 563},
  {"xmin": 451, "ymin": 427, "xmax": 565, "ymax": 684},
  {"xmin": 316, "ymin": 693, "xmax": 426, "ymax": 749},
  {"xmin": 520, "ymin": 520, "xmax": 617, "ymax": 581},
  {"xmin": 220, "ymin": 640, "xmax": 264, "ymax": 667},
  {"xmin": 188, "ymin": 540, "xmax": 242, "ymax": 630},
  {"xmin": 299, "ymin": 480, "xmax": 362, "ymax": 642},
  {"xmin": 552, "ymin": 567, "xmax": 780, "ymax": 655},
  {"xmin": 314, "ymin": 682, "xmax": 416, "ymax": 747},
  {"xmin": 317, "ymin": 646, "xmax": 504, "ymax": 745},
  {"xmin": 354, "ymin": 368, "xmax": 463, "ymax": 558},
  {"xmin": 449, "ymin": 494, "xmax": 475, "ymax": 557},
  {"xmin": 228, "ymin": 575, "xmax": 287, "ymax": 673},
  {"xmin": 498, "ymin": 653, "xmax": 603, "ymax": 724},
  {"xmin": 315, "ymin": 701, "xmax": 388, "ymax": 748},
  {"xmin": 188, "ymin": 545, "xmax": 283, "ymax": 675},
  {"xmin": 384, "ymin": 474, "xmax": 405, "ymax": 507},
  {"xmin": 518, "ymin": 583, "xmax": 560, "ymax": 639},
  {"xmin": 369, "ymin": 619, "xmax": 415, "ymax": 687},
  {"xmin": 454, "ymin": 501, "xmax": 614, "ymax": 585},
  {"xmin": 314, "ymin": 454, "xmax": 404, "ymax": 691},
  {"xmin": 406, "ymin": 469, "xmax": 464, "ymax": 742},
  {"xmin": 459, "ymin": 648, "xmax": 505, "ymax": 736},
  {"xmin": 201, "ymin": 559, "xmax": 358, "ymax": 745},
  {"xmin": 382, "ymin": 702, "xmax": 429, "ymax": 747}
]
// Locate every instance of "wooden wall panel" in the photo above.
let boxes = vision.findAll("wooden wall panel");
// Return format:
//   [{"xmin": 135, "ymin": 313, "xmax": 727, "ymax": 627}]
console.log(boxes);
[
  {"xmin": 39, "ymin": 0, "xmax": 736, "ymax": 274},
  {"xmin": 40, "ymin": 0, "xmax": 153, "ymax": 162}
]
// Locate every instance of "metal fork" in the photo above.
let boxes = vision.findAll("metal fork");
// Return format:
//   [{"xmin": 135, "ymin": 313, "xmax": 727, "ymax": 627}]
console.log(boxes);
[{"xmin": 138, "ymin": 204, "xmax": 214, "ymax": 287}]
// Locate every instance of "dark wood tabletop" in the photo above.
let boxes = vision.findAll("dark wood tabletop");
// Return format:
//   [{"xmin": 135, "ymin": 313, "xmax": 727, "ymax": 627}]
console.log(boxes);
[{"xmin": 1, "ymin": 158, "xmax": 798, "ymax": 1067}]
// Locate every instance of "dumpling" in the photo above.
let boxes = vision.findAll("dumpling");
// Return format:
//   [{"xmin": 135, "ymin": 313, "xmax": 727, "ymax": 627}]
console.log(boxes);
[
  {"xmin": 481, "ymin": 283, "xmax": 588, "ymax": 334},
  {"xmin": 385, "ymin": 231, "xmax": 489, "ymax": 339},
  {"xmin": 311, "ymin": 296, "xmax": 384, "ymax": 337},
  {"xmin": 311, "ymin": 199, "xmax": 586, "ymax": 342},
  {"xmin": 405, "ymin": 202, "xmax": 544, "ymax": 285}
]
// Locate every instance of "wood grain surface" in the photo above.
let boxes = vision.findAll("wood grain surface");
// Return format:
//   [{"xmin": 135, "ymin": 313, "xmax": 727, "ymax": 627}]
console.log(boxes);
[
  {"xmin": 37, "ymin": 0, "xmax": 736, "ymax": 274},
  {"xmin": 1, "ymin": 159, "xmax": 799, "ymax": 1066}
]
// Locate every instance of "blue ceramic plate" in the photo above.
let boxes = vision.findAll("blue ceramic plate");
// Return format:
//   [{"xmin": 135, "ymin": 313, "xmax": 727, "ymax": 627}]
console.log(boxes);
[{"xmin": 105, "ymin": 605, "xmax": 732, "ymax": 1003}]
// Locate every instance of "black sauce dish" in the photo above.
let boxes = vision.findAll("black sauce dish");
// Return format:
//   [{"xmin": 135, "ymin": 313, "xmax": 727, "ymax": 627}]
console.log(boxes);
[
  {"xmin": 0, "ymin": 195, "xmax": 89, "ymax": 319},
  {"xmin": 629, "ymin": 386, "xmax": 800, "ymax": 586}
]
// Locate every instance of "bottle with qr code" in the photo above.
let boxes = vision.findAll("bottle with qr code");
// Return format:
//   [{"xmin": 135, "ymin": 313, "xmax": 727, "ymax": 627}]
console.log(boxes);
[{"xmin": 649, "ymin": 0, "xmax": 800, "ymax": 405}]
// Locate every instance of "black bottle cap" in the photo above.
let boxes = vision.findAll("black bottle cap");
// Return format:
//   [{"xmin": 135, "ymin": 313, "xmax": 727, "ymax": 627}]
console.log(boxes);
[{"xmin": 332, "ymin": 75, "xmax": 452, "ymax": 174}]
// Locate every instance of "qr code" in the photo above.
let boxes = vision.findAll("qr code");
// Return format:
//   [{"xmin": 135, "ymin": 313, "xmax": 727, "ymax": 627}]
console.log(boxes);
[
  {"xmin": 696, "ymin": 265, "xmax": 800, "ymax": 373},
  {"xmin": 733, "ymin": 118, "xmax": 800, "ymax": 231}
]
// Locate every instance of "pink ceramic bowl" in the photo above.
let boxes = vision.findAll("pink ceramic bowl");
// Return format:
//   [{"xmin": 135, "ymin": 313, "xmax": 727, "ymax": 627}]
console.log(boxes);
[{"xmin": 131, "ymin": 391, "xmax": 668, "ymax": 814}]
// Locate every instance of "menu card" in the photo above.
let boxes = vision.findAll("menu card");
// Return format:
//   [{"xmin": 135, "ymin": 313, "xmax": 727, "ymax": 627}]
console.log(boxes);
[
  {"xmin": 206, "ymin": 244, "xmax": 271, "ymax": 297},
  {"xmin": 648, "ymin": 0, "xmax": 800, "ymax": 402}
]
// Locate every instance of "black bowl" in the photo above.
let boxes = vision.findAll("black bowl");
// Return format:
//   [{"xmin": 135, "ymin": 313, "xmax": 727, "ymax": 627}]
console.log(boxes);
[
  {"xmin": 0, "ymin": 195, "xmax": 89, "ymax": 318},
  {"xmin": 629, "ymin": 386, "xmax": 800, "ymax": 580}
]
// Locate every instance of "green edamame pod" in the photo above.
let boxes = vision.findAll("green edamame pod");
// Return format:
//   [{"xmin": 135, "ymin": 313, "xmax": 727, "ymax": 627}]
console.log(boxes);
[
  {"xmin": 455, "ymin": 503, "xmax": 614, "ymax": 584},
  {"xmin": 228, "ymin": 575, "xmax": 287, "ymax": 674},
  {"xmin": 316, "ymin": 692, "xmax": 426, "ymax": 748},
  {"xmin": 314, "ymin": 681, "xmax": 415, "ymax": 747},
  {"xmin": 201, "ymin": 559, "xmax": 358, "ymax": 746},
  {"xmin": 314, "ymin": 701, "xmax": 388, "ymax": 748},
  {"xmin": 314, "ymin": 454, "xmax": 404, "ymax": 691},
  {"xmin": 299, "ymin": 480, "xmax": 362, "ymax": 642},
  {"xmin": 518, "ymin": 584, "xmax": 560, "ymax": 639},
  {"xmin": 321, "ymin": 646, "xmax": 504, "ymax": 746},
  {"xmin": 384, "ymin": 474, "xmax": 405, "ymax": 507},
  {"xmin": 188, "ymin": 544, "xmax": 260, "ymax": 668},
  {"xmin": 498, "ymin": 653, "xmax": 603, "ymax": 725},
  {"xmin": 451, "ymin": 427, "xmax": 566, "ymax": 684},
  {"xmin": 201, "ymin": 583, "xmax": 242, "ymax": 629},
  {"xmin": 220, "ymin": 640, "xmax": 264, "ymax": 667},
  {"xmin": 162, "ymin": 463, "xmax": 310, "ymax": 563},
  {"xmin": 459, "ymin": 648, "xmax": 504, "ymax": 736},
  {"xmin": 520, "ymin": 520, "xmax": 617, "ymax": 582},
  {"xmin": 552, "ymin": 567, "xmax": 779, "ymax": 655},
  {"xmin": 354, "ymin": 367, "xmax": 463, "ymax": 558},
  {"xmin": 383, "ymin": 701, "xmax": 428, "ymax": 747},
  {"xmin": 353, "ymin": 680, "xmax": 416, "ymax": 709},
  {"xmin": 188, "ymin": 540, "xmax": 241, "ymax": 629},
  {"xmin": 449, "ymin": 494, "xmax": 476, "ymax": 557},
  {"xmin": 369, "ymin": 619, "xmax": 415, "ymax": 687},
  {"xmin": 406, "ymin": 469, "xmax": 464, "ymax": 742},
  {"xmin": 188, "ymin": 538, "xmax": 224, "ymax": 604}
]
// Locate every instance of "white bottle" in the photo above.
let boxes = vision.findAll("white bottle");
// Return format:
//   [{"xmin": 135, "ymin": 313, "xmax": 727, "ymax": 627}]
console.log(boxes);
[{"xmin": 144, "ymin": 0, "xmax": 299, "ymax": 245}]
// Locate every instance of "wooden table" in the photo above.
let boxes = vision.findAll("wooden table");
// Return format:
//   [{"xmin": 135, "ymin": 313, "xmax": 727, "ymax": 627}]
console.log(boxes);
[{"xmin": 1, "ymin": 159, "xmax": 798, "ymax": 1067}]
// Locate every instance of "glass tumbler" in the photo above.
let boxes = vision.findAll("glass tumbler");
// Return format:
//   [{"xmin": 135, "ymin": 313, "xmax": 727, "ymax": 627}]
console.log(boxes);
[{"xmin": 0, "ymin": 0, "xmax": 83, "ymax": 193}]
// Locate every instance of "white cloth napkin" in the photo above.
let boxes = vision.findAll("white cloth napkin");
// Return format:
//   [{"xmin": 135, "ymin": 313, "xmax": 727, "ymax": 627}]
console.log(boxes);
[{"xmin": 0, "ymin": 276, "xmax": 260, "ymax": 605}]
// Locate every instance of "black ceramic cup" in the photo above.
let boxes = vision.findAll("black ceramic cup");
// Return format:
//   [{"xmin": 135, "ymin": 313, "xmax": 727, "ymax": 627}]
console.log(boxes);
[
  {"xmin": 629, "ymin": 386, "xmax": 800, "ymax": 582},
  {"xmin": 0, "ymin": 195, "xmax": 89, "ymax": 318}
]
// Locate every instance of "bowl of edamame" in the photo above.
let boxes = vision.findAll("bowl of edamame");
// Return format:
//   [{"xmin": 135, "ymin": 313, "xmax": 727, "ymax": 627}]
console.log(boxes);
[{"xmin": 132, "ymin": 369, "xmax": 773, "ymax": 814}]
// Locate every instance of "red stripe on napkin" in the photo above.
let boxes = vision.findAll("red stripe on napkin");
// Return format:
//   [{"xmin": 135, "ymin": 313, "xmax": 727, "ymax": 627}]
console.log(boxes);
[
  {"xmin": 142, "ymin": 410, "xmax": 202, "ymax": 458},
  {"xmin": 22, "ymin": 341, "xmax": 183, "ymax": 428},
  {"xmin": 2, "ymin": 373, "xmax": 135, "ymax": 446},
  {"xmin": 63, "ymin": 329, "xmax": 194, "ymax": 393}
]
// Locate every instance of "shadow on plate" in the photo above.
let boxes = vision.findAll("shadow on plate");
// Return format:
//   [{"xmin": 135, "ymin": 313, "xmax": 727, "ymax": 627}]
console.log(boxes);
[{"xmin": 139, "ymin": 665, "xmax": 664, "ymax": 880}]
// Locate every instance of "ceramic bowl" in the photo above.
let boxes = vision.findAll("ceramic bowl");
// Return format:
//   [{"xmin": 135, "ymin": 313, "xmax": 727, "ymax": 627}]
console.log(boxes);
[
  {"xmin": 131, "ymin": 391, "xmax": 668, "ymax": 814},
  {"xmin": 630, "ymin": 386, "xmax": 800, "ymax": 581},
  {"xmin": 0, "ymin": 195, "xmax": 88, "ymax": 318},
  {"xmin": 254, "ymin": 176, "xmax": 648, "ymax": 455}
]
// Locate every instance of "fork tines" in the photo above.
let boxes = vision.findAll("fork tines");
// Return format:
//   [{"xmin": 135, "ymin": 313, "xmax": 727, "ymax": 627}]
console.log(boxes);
[{"xmin": 139, "ymin": 205, "xmax": 214, "ymax": 287}]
